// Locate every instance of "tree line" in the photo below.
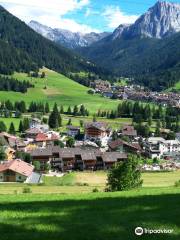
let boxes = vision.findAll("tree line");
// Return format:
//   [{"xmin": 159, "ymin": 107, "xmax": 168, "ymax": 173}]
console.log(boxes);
[
  {"xmin": 0, "ymin": 76, "xmax": 34, "ymax": 93},
  {"xmin": 0, "ymin": 100, "xmax": 89, "ymax": 117}
]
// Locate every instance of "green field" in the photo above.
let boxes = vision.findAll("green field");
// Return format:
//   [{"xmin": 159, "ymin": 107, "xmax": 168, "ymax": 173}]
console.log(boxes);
[
  {"xmin": 0, "ymin": 117, "xmax": 20, "ymax": 130},
  {"xmin": 0, "ymin": 68, "xmax": 119, "ymax": 114},
  {"xmin": 0, "ymin": 171, "xmax": 179, "ymax": 195},
  {"xmin": 0, "ymin": 171, "xmax": 180, "ymax": 239},
  {"xmin": 0, "ymin": 188, "xmax": 180, "ymax": 240}
]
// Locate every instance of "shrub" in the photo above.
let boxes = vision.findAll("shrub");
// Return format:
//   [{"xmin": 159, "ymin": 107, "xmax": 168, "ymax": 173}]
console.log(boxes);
[
  {"xmin": 92, "ymin": 188, "xmax": 99, "ymax": 193},
  {"xmin": 107, "ymin": 154, "xmax": 143, "ymax": 192},
  {"xmin": 174, "ymin": 180, "xmax": 180, "ymax": 187},
  {"xmin": 22, "ymin": 187, "xmax": 32, "ymax": 194},
  {"xmin": 75, "ymin": 182, "xmax": 89, "ymax": 186}
]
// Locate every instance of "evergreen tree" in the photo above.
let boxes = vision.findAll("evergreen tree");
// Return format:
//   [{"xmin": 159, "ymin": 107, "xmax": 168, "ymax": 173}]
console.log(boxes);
[
  {"xmin": 18, "ymin": 120, "xmax": 24, "ymax": 133},
  {"xmin": 9, "ymin": 122, "xmax": 16, "ymax": 135},
  {"xmin": 48, "ymin": 103, "xmax": 61, "ymax": 129},
  {"xmin": 148, "ymin": 116, "xmax": 152, "ymax": 126},
  {"xmin": 79, "ymin": 120, "xmax": 84, "ymax": 128},
  {"xmin": 60, "ymin": 105, "xmax": 64, "ymax": 114},
  {"xmin": 155, "ymin": 120, "xmax": 161, "ymax": 137},
  {"xmin": 67, "ymin": 118, "xmax": 72, "ymax": 126},
  {"xmin": 0, "ymin": 121, "xmax": 7, "ymax": 132},
  {"xmin": 73, "ymin": 105, "xmax": 78, "ymax": 116},
  {"xmin": 23, "ymin": 118, "xmax": 30, "ymax": 130},
  {"xmin": 67, "ymin": 106, "xmax": 72, "ymax": 115},
  {"xmin": 79, "ymin": 105, "xmax": 86, "ymax": 116},
  {"xmin": 45, "ymin": 102, "xmax": 50, "ymax": 113}
]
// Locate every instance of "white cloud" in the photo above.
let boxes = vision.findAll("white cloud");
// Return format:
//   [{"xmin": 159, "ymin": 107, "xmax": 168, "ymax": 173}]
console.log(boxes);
[
  {"xmin": 0, "ymin": 0, "xmax": 99, "ymax": 33},
  {"xmin": 37, "ymin": 15, "xmax": 100, "ymax": 33},
  {"xmin": 0, "ymin": 0, "xmax": 90, "ymax": 15},
  {"xmin": 103, "ymin": 6, "xmax": 139, "ymax": 29}
]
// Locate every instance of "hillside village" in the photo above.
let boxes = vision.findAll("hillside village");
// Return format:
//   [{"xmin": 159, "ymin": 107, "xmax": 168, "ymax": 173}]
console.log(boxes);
[{"xmin": 0, "ymin": 113, "xmax": 180, "ymax": 183}]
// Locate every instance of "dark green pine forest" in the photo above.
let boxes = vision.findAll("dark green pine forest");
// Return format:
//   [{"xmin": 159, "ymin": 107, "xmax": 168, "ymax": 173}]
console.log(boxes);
[
  {"xmin": 0, "ymin": 6, "xmax": 108, "ymax": 78},
  {"xmin": 78, "ymin": 33, "xmax": 180, "ymax": 90}
]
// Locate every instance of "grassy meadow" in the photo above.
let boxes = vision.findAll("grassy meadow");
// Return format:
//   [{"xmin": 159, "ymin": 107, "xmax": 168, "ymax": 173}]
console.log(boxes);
[
  {"xmin": 0, "ymin": 68, "xmax": 119, "ymax": 114},
  {"xmin": 0, "ymin": 171, "xmax": 180, "ymax": 239},
  {"xmin": 0, "ymin": 188, "xmax": 180, "ymax": 240},
  {"xmin": 0, "ymin": 171, "xmax": 179, "ymax": 194}
]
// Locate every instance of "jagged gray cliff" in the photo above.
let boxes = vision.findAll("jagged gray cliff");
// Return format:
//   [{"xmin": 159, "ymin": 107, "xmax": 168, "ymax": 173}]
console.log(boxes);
[{"xmin": 112, "ymin": 1, "xmax": 180, "ymax": 39}]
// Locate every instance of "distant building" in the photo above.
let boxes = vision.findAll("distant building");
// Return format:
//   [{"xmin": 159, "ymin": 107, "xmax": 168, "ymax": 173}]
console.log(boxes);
[
  {"xmin": 108, "ymin": 139, "xmax": 142, "ymax": 154},
  {"xmin": 25, "ymin": 128, "xmax": 43, "ymax": 139},
  {"xmin": 144, "ymin": 137, "xmax": 180, "ymax": 159},
  {"xmin": 67, "ymin": 126, "xmax": 80, "ymax": 137},
  {"xmin": 30, "ymin": 118, "xmax": 41, "ymax": 128},
  {"xmin": 84, "ymin": 122, "xmax": 110, "ymax": 141},
  {"xmin": 35, "ymin": 132, "xmax": 59, "ymax": 147},
  {"xmin": 90, "ymin": 80, "xmax": 111, "ymax": 90},
  {"xmin": 121, "ymin": 125, "xmax": 137, "ymax": 138}
]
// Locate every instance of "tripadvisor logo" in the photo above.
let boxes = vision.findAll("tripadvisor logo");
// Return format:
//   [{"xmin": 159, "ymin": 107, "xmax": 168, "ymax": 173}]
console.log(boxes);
[
  {"xmin": 135, "ymin": 227, "xmax": 143, "ymax": 236},
  {"xmin": 135, "ymin": 226, "xmax": 174, "ymax": 236}
]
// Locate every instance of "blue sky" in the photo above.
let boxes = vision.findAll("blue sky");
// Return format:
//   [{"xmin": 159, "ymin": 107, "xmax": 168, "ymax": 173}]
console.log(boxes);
[{"xmin": 0, "ymin": 0, "xmax": 180, "ymax": 33}]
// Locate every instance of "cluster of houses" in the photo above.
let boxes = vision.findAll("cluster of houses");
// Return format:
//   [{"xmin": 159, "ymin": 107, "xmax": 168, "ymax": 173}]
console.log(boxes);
[
  {"xmin": 90, "ymin": 80, "xmax": 180, "ymax": 108},
  {"xmin": 0, "ymin": 117, "xmax": 180, "ymax": 183}
]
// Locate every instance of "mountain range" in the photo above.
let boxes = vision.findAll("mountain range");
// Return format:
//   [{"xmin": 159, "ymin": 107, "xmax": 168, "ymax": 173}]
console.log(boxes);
[
  {"xmin": 29, "ymin": 21, "xmax": 110, "ymax": 49},
  {"xmin": 0, "ymin": 1, "xmax": 180, "ymax": 91},
  {"xmin": 77, "ymin": 1, "xmax": 180, "ymax": 90},
  {"xmin": 0, "ymin": 5, "xmax": 109, "ymax": 81}
]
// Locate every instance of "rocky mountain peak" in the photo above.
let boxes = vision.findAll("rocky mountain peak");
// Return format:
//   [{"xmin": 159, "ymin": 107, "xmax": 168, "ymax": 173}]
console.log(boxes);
[{"xmin": 113, "ymin": 1, "xmax": 180, "ymax": 39}]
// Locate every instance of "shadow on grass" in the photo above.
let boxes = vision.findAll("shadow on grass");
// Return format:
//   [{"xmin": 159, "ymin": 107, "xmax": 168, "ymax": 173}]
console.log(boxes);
[{"xmin": 0, "ymin": 193, "xmax": 180, "ymax": 240}]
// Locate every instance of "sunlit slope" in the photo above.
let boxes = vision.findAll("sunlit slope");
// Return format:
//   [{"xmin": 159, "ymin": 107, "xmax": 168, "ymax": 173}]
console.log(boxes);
[{"xmin": 0, "ymin": 68, "xmax": 119, "ymax": 113}]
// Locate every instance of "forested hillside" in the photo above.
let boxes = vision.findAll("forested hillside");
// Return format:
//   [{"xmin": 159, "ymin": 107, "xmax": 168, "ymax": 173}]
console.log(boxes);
[
  {"xmin": 0, "ymin": 6, "xmax": 107, "ymax": 78},
  {"xmin": 78, "ymin": 32, "xmax": 180, "ymax": 90}
]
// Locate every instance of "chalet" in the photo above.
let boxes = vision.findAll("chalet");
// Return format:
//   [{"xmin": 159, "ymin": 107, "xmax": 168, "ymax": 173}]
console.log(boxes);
[
  {"xmin": 0, "ymin": 132, "xmax": 26, "ymax": 150},
  {"xmin": 84, "ymin": 122, "xmax": 110, "ymax": 141},
  {"xmin": 31, "ymin": 147, "xmax": 128, "ymax": 172},
  {"xmin": 121, "ymin": 125, "xmax": 137, "ymax": 138},
  {"xmin": 25, "ymin": 128, "xmax": 43, "ymax": 139},
  {"xmin": 0, "ymin": 159, "xmax": 41, "ymax": 183},
  {"xmin": 108, "ymin": 139, "xmax": 142, "ymax": 154},
  {"xmin": 102, "ymin": 152, "xmax": 127, "ymax": 169},
  {"xmin": 30, "ymin": 118, "xmax": 41, "ymax": 128},
  {"xmin": 30, "ymin": 148, "xmax": 52, "ymax": 171},
  {"xmin": 67, "ymin": 126, "xmax": 80, "ymax": 137},
  {"xmin": 35, "ymin": 132, "xmax": 59, "ymax": 147}
]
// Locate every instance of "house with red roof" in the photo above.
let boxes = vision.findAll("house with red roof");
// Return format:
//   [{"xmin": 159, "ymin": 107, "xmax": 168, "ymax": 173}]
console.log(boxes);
[
  {"xmin": 0, "ymin": 159, "xmax": 41, "ymax": 183},
  {"xmin": 35, "ymin": 132, "xmax": 59, "ymax": 147}
]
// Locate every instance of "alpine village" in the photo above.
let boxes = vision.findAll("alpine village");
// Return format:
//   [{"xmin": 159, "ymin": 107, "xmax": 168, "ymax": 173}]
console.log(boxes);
[{"xmin": 0, "ymin": 1, "xmax": 180, "ymax": 240}]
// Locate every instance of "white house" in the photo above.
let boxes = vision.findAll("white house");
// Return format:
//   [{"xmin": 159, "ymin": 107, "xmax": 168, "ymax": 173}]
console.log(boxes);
[{"xmin": 145, "ymin": 137, "xmax": 180, "ymax": 159}]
